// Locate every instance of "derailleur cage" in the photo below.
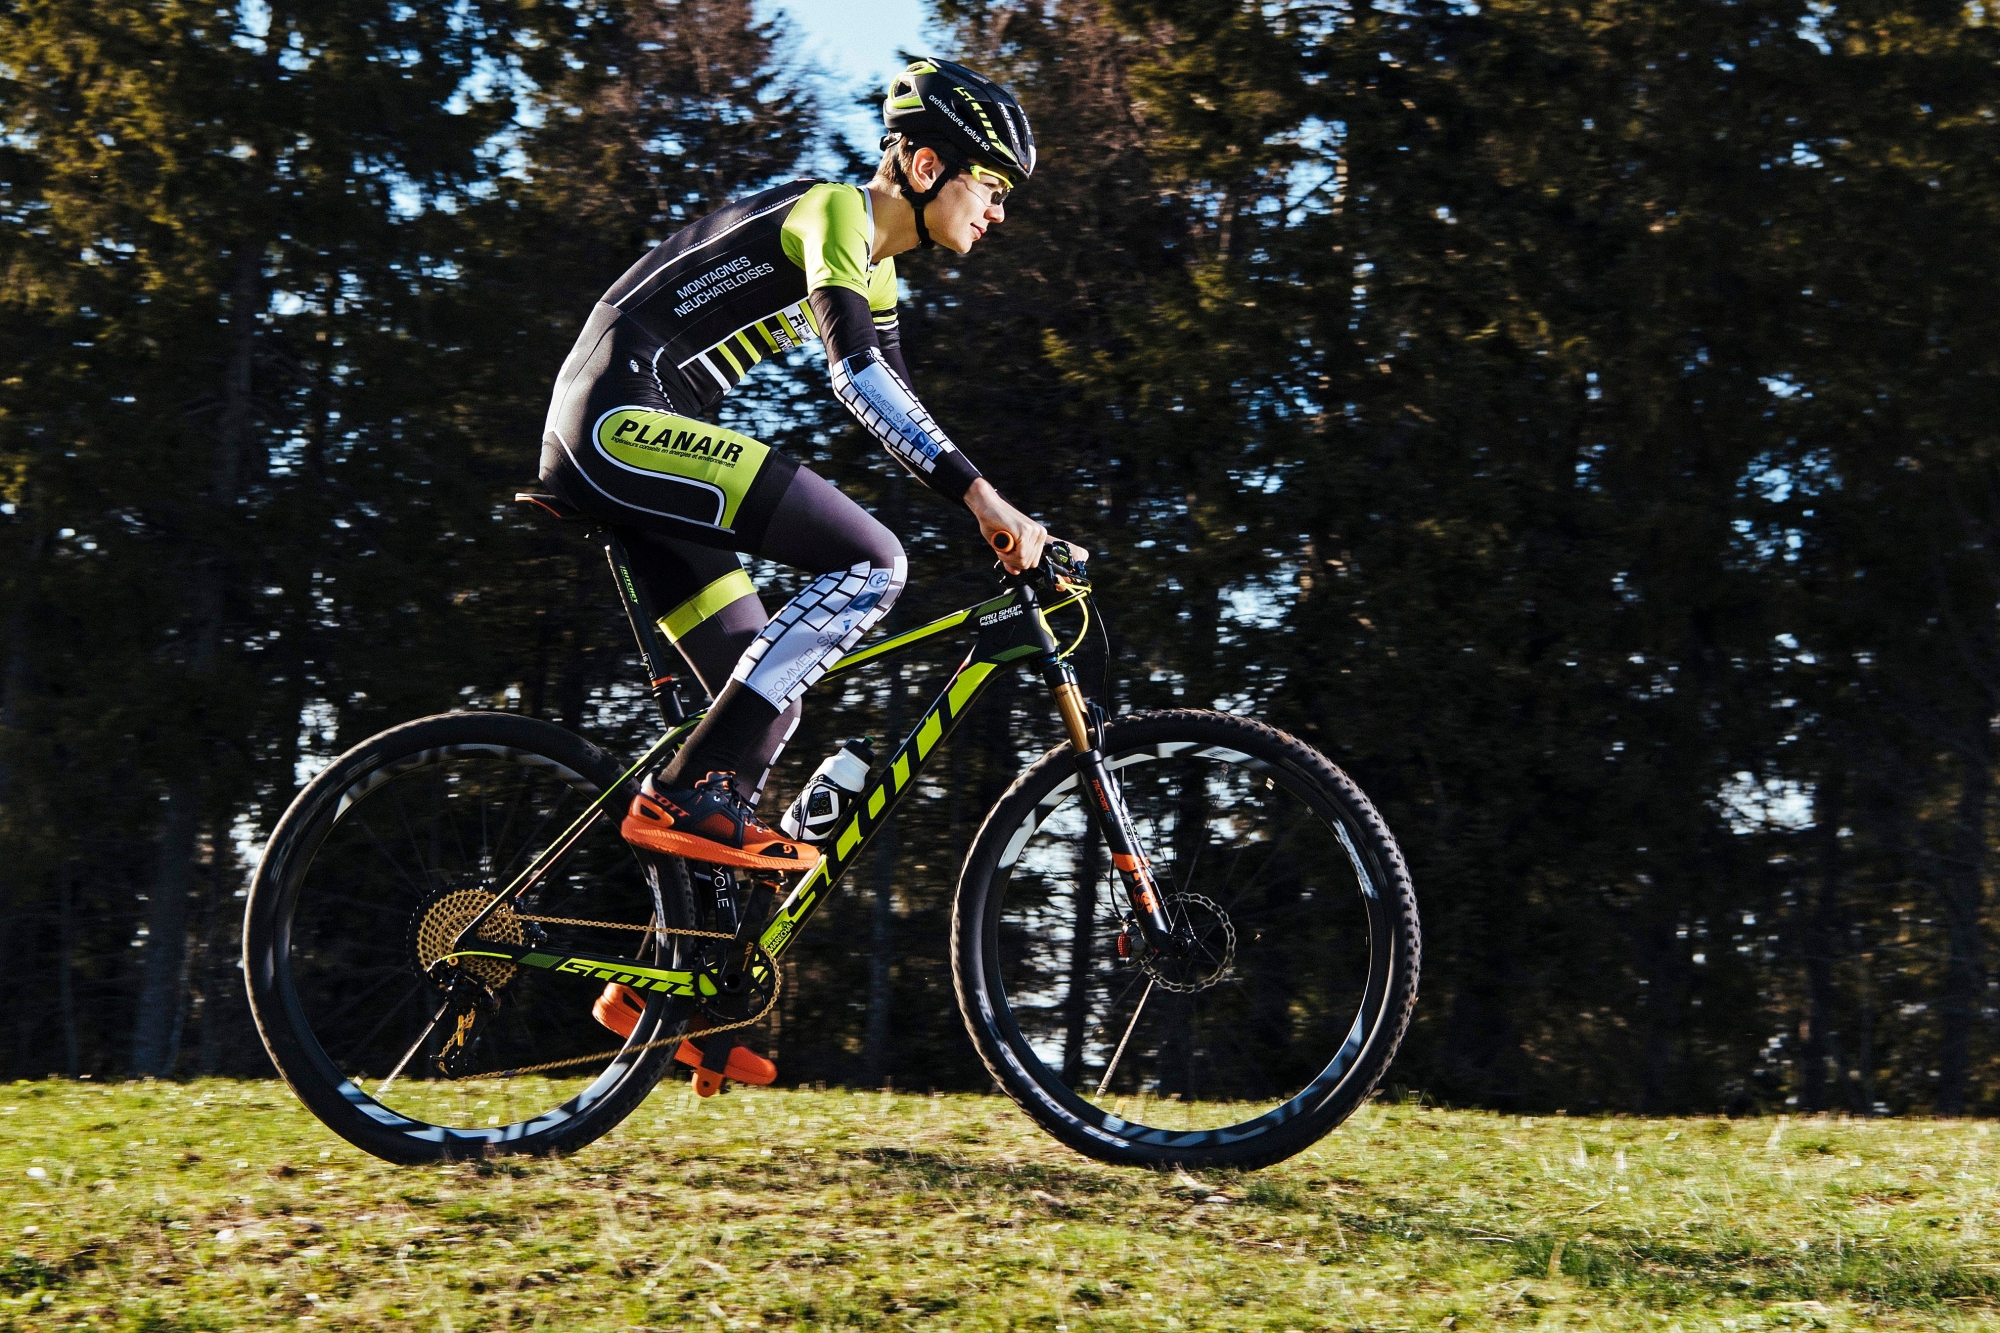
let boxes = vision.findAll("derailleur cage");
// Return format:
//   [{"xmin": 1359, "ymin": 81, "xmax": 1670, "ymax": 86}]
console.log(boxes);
[{"xmin": 431, "ymin": 974, "xmax": 501, "ymax": 1078}]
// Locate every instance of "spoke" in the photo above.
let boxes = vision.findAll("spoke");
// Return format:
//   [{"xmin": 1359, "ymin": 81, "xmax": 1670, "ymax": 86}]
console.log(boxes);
[
  {"xmin": 1074, "ymin": 943, "xmax": 1153, "ymax": 1061},
  {"xmin": 479, "ymin": 784, "xmax": 492, "ymax": 883},
  {"xmin": 495, "ymin": 785, "xmax": 579, "ymax": 887},
  {"xmin": 391, "ymin": 784, "xmax": 438, "ymax": 892},
  {"xmin": 438, "ymin": 761, "xmax": 472, "ymax": 873},
  {"xmin": 1173, "ymin": 836, "xmax": 1209, "ymax": 898},
  {"xmin": 1199, "ymin": 1002, "xmax": 1287, "ymax": 1104},
  {"xmin": 314, "ymin": 893, "xmax": 408, "ymax": 921},
  {"xmin": 1211, "ymin": 822, "xmax": 1312, "ymax": 915},
  {"xmin": 352, "ymin": 815, "xmax": 428, "ymax": 899},
  {"xmin": 1094, "ymin": 978, "xmax": 1154, "ymax": 1098},
  {"xmin": 339, "ymin": 981, "xmax": 425, "ymax": 1073},
  {"xmin": 487, "ymin": 769, "xmax": 546, "ymax": 876},
  {"xmin": 376, "ymin": 992, "xmax": 455, "ymax": 1097},
  {"xmin": 316, "ymin": 969, "xmax": 420, "ymax": 1033}
]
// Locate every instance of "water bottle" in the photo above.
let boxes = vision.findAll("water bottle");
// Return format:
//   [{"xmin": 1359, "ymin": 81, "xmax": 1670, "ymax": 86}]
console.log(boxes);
[{"xmin": 779, "ymin": 738, "xmax": 875, "ymax": 844}]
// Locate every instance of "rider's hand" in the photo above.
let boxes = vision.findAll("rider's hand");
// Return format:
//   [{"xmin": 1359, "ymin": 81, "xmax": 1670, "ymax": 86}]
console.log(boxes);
[{"xmin": 966, "ymin": 479, "xmax": 1088, "ymax": 573}]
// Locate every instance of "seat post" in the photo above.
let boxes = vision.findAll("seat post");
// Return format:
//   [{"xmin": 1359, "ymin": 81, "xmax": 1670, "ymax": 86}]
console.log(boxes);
[{"xmin": 600, "ymin": 530, "xmax": 687, "ymax": 727}]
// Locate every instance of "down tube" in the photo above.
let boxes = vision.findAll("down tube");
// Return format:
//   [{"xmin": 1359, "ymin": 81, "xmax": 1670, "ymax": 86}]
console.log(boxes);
[{"xmin": 757, "ymin": 656, "xmax": 1012, "ymax": 961}]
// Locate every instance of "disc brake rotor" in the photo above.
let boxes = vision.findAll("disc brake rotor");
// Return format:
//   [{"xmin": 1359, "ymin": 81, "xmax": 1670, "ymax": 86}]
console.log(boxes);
[{"xmin": 1141, "ymin": 893, "xmax": 1237, "ymax": 994}]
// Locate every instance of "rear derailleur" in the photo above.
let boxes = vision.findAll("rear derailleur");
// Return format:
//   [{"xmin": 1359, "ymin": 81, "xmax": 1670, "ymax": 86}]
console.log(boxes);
[{"xmin": 423, "ymin": 967, "xmax": 502, "ymax": 1079}]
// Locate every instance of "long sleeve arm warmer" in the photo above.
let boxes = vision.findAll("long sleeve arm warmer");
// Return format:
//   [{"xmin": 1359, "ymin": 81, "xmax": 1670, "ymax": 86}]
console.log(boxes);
[{"xmin": 809, "ymin": 285, "xmax": 983, "ymax": 501}]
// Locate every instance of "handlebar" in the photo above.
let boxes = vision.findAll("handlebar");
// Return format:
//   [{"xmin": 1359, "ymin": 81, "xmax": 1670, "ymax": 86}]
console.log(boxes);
[{"xmin": 989, "ymin": 530, "xmax": 1089, "ymax": 591}]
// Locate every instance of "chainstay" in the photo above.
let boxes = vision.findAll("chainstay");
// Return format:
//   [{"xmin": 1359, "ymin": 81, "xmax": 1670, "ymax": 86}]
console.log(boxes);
[{"xmin": 467, "ymin": 915, "xmax": 779, "ymax": 1079}]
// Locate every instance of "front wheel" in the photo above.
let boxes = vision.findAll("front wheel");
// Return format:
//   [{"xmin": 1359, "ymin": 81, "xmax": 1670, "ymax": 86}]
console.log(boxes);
[{"xmin": 952, "ymin": 709, "xmax": 1420, "ymax": 1170}]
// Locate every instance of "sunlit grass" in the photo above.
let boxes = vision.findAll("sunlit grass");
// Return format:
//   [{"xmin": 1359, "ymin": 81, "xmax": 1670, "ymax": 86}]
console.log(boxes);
[{"xmin": 3, "ymin": 1079, "xmax": 1997, "ymax": 1329}]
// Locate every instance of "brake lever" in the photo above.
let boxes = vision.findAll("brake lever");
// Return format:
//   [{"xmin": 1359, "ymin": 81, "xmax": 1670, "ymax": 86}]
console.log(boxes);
[{"xmin": 990, "ymin": 532, "xmax": 1090, "ymax": 590}]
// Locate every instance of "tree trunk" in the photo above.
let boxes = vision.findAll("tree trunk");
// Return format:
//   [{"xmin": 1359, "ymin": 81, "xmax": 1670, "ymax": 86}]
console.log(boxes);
[
  {"xmin": 131, "ymin": 785, "xmax": 200, "ymax": 1076},
  {"xmin": 0, "ymin": 615, "xmax": 24, "ymax": 812},
  {"xmin": 862, "ymin": 470, "xmax": 908, "ymax": 1089},
  {"xmin": 1799, "ymin": 772, "xmax": 1845, "ymax": 1113},
  {"xmin": 0, "ymin": 521, "xmax": 44, "ymax": 818},
  {"xmin": 131, "ymin": 240, "xmax": 260, "ymax": 1077},
  {"xmin": 59, "ymin": 862, "xmax": 78, "ymax": 1077},
  {"xmin": 1936, "ymin": 740, "xmax": 1989, "ymax": 1116},
  {"xmin": 1637, "ymin": 904, "xmax": 1691, "ymax": 1115},
  {"xmin": 862, "ymin": 658, "xmax": 902, "ymax": 1089},
  {"xmin": 1059, "ymin": 819, "xmax": 1101, "ymax": 1086},
  {"xmin": 190, "ymin": 842, "xmax": 235, "ymax": 1076}
]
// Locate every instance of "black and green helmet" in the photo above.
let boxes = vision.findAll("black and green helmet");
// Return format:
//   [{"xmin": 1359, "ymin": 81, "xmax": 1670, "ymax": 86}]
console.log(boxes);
[{"xmin": 881, "ymin": 57, "xmax": 1037, "ymax": 187}]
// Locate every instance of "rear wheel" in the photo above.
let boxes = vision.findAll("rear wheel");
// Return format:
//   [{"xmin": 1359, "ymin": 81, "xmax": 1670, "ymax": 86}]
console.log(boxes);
[
  {"xmin": 245, "ymin": 712, "xmax": 693, "ymax": 1163},
  {"xmin": 952, "ymin": 710, "xmax": 1420, "ymax": 1170}
]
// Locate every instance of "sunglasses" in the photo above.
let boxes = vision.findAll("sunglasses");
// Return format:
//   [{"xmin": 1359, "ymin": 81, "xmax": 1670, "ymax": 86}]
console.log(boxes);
[{"xmin": 964, "ymin": 163, "xmax": 1016, "ymax": 205}]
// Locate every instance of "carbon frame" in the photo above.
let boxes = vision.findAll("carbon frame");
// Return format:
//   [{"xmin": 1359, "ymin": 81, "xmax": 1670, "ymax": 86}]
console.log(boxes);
[
  {"xmin": 755, "ymin": 581, "xmax": 1074, "ymax": 961},
  {"xmin": 447, "ymin": 576, "xmax": 1082, "ymax": 992}
]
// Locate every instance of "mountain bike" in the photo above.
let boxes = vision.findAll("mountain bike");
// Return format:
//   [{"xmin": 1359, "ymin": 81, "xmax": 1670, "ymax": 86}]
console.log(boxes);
[{"xmin": 244, "ymin": 491, "xmax": 1421, "ymax": 1170}]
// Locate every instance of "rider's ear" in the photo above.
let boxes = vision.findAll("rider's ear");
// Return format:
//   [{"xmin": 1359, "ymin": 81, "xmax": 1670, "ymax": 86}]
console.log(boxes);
[{"xmin": 910, "ymin": 147, "xmax": 942, "ymax": 192}]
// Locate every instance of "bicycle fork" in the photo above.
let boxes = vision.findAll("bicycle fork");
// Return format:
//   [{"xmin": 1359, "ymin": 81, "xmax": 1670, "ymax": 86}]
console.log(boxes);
[{"xmin": 1043, "ymin": 660, "xmax": 1182, "ymax": 952}]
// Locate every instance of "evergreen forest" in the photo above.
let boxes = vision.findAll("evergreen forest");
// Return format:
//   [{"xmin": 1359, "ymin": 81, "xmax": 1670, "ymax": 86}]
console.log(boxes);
[{"xmin": 4, "ymin": 0, "xmax": 1998, "ymax": 1116}]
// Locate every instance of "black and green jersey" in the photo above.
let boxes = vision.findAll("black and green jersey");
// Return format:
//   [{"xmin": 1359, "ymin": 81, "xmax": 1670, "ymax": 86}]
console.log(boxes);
[{"xmin": 596, "ymin": 178, "xmax": 981, "ymax": 499}]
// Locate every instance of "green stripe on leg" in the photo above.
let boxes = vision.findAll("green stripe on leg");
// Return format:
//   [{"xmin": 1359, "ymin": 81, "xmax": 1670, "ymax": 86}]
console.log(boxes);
[{"xmin": 659, "ymin": 568, "xmax": 757, "ymax": 642}]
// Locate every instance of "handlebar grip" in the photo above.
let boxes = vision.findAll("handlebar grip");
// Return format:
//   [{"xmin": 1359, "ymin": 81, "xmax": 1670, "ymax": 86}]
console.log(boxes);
[{"xmin": 990, "ymin": 531, "xmax": 1017, "ymax": 555}]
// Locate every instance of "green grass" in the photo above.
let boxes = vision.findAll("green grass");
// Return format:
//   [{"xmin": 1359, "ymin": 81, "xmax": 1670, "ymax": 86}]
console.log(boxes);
[{"xmin": 4, "ymin": 1079, "xmax": 1999, "ymax": 1330}]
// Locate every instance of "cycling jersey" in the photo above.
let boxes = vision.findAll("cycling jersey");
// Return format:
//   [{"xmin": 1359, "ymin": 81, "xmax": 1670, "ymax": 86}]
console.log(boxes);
[
  {"xmin": 539, "ymin": 177, "xmax": 992, "ymax": 802},
  {"xmin": 577, "ymin": 177, "xmax": 983, "ymax": 502}
]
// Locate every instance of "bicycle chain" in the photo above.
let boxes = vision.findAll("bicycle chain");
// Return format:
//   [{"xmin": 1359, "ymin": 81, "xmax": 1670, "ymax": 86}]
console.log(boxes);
[{"xmin": 462, "ymin": 913, "xmax": 781, "ymax": 1080}]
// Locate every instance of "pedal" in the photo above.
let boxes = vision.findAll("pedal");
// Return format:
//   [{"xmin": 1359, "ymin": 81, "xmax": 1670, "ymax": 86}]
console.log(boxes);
[{"xmin": 675, "ymin": 1023, "xmax": 775, "ymax": 1094}]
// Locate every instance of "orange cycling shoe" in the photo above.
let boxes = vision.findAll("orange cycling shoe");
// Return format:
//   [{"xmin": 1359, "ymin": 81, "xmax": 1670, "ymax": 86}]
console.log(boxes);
[
  {"xmin": 621, "ymin": 770, "xmax": 820, "ymax": 873},
  {"xmin": 591, "ymin": 984, "xmax": 776, "ymax": 1097}
]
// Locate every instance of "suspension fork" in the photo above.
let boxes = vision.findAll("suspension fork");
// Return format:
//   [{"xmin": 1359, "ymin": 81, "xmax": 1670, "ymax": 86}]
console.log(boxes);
[{"xmin": 1043, "ymin": 659, "xmax": 1180, "ymax": 949}]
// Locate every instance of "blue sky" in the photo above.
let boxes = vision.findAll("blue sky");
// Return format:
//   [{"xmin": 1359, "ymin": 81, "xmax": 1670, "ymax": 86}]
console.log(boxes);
[{"xmin": 762, "ymin": 0, "xmax": 936, "ymax": 153}]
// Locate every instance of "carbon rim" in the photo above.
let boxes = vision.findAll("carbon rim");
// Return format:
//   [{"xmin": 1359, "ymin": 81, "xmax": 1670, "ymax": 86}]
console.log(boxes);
[
  {"xmin": 270, "ymin": 738, "xmax": 680, "ymax": 1150},
  {"xmin": 980, "ymin": 734, "xmax": 1398, "ymax": 1152}
]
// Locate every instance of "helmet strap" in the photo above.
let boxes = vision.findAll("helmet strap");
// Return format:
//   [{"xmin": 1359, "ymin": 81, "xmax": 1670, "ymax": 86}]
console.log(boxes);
[{"xmin": 890, "ymin": 148, "xmax": 959, "ymax": 249}]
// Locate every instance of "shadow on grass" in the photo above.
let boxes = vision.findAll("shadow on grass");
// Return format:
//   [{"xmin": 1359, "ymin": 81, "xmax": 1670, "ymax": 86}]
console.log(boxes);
[
  {"xmin": 854, "ymin": 1146, "xmax": 1133, "ymax": 1200},
  {"xmin": 1508, "ymin": 1231, "xmax": 2000, "ymax": 1310}
]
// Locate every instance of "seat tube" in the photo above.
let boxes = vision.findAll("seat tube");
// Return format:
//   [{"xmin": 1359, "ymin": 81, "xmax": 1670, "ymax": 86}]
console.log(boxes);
[
  {"xmin": 602, "ymin": 532, "xmax": 687, "ymax": 726},
  {"xmin": 1042, "ymin": 658, "xmax": 1176, "ymax": 942}
]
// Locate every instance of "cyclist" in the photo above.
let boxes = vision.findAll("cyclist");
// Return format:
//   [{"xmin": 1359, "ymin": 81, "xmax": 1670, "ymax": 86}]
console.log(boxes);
[{"xmin": 537, "ymin": 59, "xmax": 1074, "ymax": 1079}]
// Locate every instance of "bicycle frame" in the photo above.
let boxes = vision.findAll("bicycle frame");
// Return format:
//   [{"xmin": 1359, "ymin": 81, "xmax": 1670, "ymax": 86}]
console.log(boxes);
[{"xmin": 449, "ymin": 531, "xmax": 1180, "ymax": 1001}]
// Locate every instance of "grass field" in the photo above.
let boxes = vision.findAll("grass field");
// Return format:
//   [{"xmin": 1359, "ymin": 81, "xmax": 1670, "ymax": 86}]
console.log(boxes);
[{"xmin": 2, "ymin": 1079, "xmax": 1997, "ymax": 1331}]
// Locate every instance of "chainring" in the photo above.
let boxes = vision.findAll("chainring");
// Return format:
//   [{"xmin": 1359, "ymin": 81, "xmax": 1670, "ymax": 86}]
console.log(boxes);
[{"xmin": 692, "ymin": 937, "xmax": 779, "ymax": 1025}]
